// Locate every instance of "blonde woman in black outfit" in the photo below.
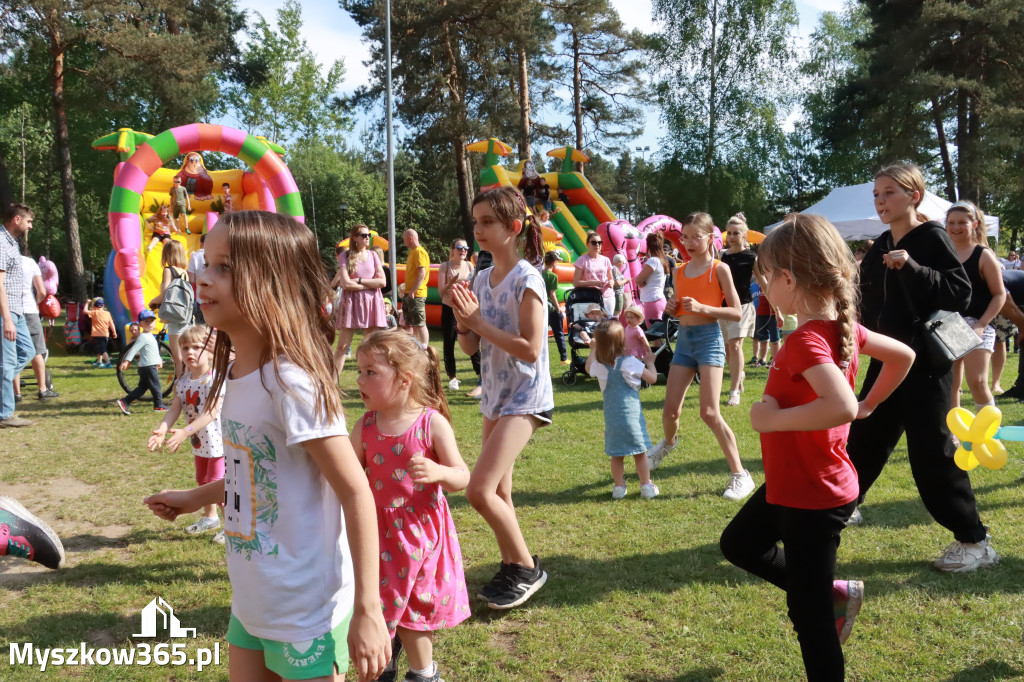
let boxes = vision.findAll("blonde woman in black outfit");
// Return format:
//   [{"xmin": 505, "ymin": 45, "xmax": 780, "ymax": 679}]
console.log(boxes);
[
  {"xmin": 847, "ymin": 165, "xmax": 997, "ymax": 572},
  {"xmin": 945, "ymin": 201, "xmax": 1005, "ymax": 411}
]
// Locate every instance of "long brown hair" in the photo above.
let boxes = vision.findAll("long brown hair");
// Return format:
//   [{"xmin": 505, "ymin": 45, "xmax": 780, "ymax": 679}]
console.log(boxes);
[
  {"xmin": 357, "ymin": 329, "xmax": 451, "ymax": 422},
  {"xmin": 593, "ymin": 319, "xmax": 626, "ymax": 366},
  {"xmin": 161, "ymin": 240, "xmax": 188, "ymax": 270},
  {"xmin": 346, "ymin": 223, "xmax": 372, "ymax": 276},
  {"xmin": 472, "ymin": 186, "xmax": 542, "ymax": 266},
  {"xmin": 757, "ymin": 214, "xmax": 860, "ymax": 366},
  {"xmin": 645, "ymin": 231, "xmax": 670, "ymax": 275},
  {"xmin": 206, "ymin": 211, "xmax": 341, "ymax": 422}
]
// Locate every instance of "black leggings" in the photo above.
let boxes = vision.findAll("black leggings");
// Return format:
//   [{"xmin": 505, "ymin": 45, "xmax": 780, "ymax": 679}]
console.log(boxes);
[
  {"xmin": 721, "ymin": 485, "xmax": 855, "ymax": 682},
  {"xmin": 440, "ymin": 303, "xmax": 480, "ymax": 380},
  {"xmin": 124, "ymin": 365, "xmax": 164, "ymax": 408},
  {"xmin": 847, "ymin": 359, "xmax": 986, "ymax": 543}
]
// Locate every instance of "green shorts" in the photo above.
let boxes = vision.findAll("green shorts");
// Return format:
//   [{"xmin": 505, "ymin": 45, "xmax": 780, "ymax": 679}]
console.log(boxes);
[
  {"xmin": 226, "ymin": 610, "xmax": 352, "ymax": 680},
  {"xmin": 403, "ymin": 295, "xmax": 427, "ymax": 327}
]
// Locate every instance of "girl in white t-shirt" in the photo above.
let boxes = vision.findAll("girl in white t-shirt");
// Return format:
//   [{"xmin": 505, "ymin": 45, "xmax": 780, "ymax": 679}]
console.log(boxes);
[
  {"xmin": 586, "ymin": 318, "xmax": 659, "ymax": 500},
  {"xmin": 148, "ymin": 324, "xmax": 225, "ymax": 542},
  {"xmin": 144, "ymin": 211, "xmax": 390, "ymax": 682},
  {"xmin": 450, "ymin": 186, "xmax": 554, "ymax": 611}
]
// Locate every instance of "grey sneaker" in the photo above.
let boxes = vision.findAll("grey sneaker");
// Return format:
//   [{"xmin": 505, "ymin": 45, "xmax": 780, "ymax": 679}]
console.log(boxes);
[
  {"xmin": 611, "ymin": 485, "xmax": 627, "ymax": 500},
  {"xmin": 933, "ymin": 538, "xmax": 999, "ymax": 572},
  {"xmin": 185, "ymin": 516, "xmax": 221, "ymax": 534},
  {"xmin": 0, "ymin": 416, "xmax": 33, "ymax": 428},
  {"xmin": 845, "ymin": 507, "xmax": 863, "ymax": 526},
  {"xmin": 37, "ymin": 389, "xmax": 59, "ymax": 399},
  {"xmin": 646, "ymin": 438, "xmax": 677, "ymax": 470},
  {"xmin": 722, "ymin": 470, "xmax": 755, "ymax": 501}
]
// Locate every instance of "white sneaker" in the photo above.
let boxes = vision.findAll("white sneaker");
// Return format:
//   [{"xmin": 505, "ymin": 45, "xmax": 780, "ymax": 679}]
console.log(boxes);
[
  {"xmin": 727, "ymin": 390, "xmax": 741, "ymax": 406},
  {"xmin": 640, "ymin": 482, "xmax": 660, "ymax": 499},
  {"xmin": 212, "ymin": 530, "xmax": 226, "ymax": 544},
  {"xmin": 185, "ymin": 516, "xmax": 221, "ymax": 534},
  {"xmin": 722, "ymin": 470, "xmax": 755, "ymax": 501},
  {"xmin": 611, "ymin": 485, "xmax": 627, "ymax": 500},
  {"xmin": 933, "ymin": 538, "xmax": 999, "ymax": 572},
  {"xmin": 646, "ymin": 439, "xmax": 677, "ymax": 470},
  {"xmin": 448, "ymin": 378, "xmax": 460, "ymax": 390},
  {"xmin": 845, "ymin": 507, "xmax": 864, "ymax": 526}
]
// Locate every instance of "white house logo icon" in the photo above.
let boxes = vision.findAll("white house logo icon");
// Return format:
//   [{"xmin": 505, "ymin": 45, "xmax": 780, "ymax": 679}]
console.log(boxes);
[{"xmin": 133, "ymin": 597, "xmax": 197, "ymax": 638}]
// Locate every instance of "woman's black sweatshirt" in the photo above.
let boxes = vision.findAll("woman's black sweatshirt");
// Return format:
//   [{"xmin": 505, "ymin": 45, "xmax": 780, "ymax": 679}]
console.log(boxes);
[{"xmin": 858, "ymin": 221, "xmax": 971, "ymax": 362}]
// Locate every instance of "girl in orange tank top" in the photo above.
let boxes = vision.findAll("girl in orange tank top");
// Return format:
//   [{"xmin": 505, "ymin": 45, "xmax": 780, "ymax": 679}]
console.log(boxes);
[{"xmin": 646, "ymin": 213, "xmax": 756, "ymax": 502}]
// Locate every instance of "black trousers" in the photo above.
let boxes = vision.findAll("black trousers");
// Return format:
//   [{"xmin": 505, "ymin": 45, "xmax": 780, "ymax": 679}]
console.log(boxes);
[
  {"xmin": 440, "ymin": 303, "xmax": 480, "ymax": 380},
  {"xmin": 847, "ymin": 359, "xmax": 986, "ymax": 543},
  {"xmin": 125, "ymin": 365, "xmax": 164, "ymax": 408},
  {"xmin": 548, "ymin": 308, "xmax": 567, "ymax": 361},
  {"xmin": 721, "ymin": 485, "xmax": 855, "ymax": 682}
]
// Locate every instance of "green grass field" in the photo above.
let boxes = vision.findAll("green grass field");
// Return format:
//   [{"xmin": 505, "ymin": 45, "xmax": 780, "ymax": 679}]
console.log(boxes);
[{"xmin": 2, "ymin": 331, "xmax": 1023, "ymax": 681}]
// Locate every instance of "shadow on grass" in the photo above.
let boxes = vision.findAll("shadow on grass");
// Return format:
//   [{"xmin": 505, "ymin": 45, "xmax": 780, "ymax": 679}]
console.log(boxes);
[
  {"xmin": 0, "ymin": 605, "xmax": 230, "ymax": 650},
  {"xmin": 942, "ymin": 659, "xmax": 1023, "ymax": 682},
  {"xmin": 836, "ymin": 554, "xmax": 1024, "ymax": 597},
  {"xmin": 467, "ymin": 544, "xmax": 738, "ymax": 612},
  {"xmin": 625, "ymin": 669, "xmax": 727, "ymax": 682}
]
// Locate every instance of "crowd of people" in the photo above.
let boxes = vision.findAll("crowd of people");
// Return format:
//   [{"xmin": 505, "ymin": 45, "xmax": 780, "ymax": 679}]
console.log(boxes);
[{"xmin": 2, "ymin": 161, "xmax": 1019, "ymax": 681}]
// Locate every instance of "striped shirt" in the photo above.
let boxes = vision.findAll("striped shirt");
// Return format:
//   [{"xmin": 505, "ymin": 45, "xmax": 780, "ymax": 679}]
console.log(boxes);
[{"xmin": 1, "ymin": 226, "xmax": 24, "ymax": 316}]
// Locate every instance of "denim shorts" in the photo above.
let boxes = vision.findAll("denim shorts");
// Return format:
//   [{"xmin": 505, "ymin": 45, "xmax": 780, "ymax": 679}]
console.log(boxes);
[{"xmin": 671, "ymin": 322, "xmax": 725, "ymax": 368}]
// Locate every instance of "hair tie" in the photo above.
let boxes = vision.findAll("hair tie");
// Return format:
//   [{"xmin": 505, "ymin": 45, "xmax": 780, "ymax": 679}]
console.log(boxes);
[{"xmin": 411, "ymin": 337, "xmax": 428, "ymax": 352}]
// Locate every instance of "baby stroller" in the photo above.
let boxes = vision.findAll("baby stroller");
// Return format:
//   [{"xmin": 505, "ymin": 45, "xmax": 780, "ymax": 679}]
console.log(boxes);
[
  {"xmin": 644, "ymin": 315, "xmax": 699, "ymax": 386},
  {"xmin": 561, "ymin": 287, "xmax": 605, "ymax": 385}
]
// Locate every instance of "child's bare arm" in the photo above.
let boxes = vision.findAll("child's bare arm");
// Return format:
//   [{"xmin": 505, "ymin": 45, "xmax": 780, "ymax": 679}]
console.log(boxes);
[
  {"xmin": 407, "ymin": 413, "xmax": 469, "ymax": 492},
  {"xmin": 306, "ymin": 435, "xmax": 390, "ymax": 682},
  {"xmin": 857, "ymin": 330, "xmax": 915, "ymax": 418},
  {"xmin": 149, "ymin": 393, "xmax": 184, "ymax": 451}
]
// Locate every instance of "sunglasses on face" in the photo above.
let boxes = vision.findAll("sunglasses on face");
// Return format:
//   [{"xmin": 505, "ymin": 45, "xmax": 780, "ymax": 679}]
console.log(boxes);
[
  {"xmin": 590, "ymin": 240, "xmax": 602, "ymax": 245},
  {"xmin": 455, "ymin": 245, "xmax": 469, "ymax": 251},
  {"xmin": 355, "ymin": 233, "xmax": 371, "ymax": 238}
]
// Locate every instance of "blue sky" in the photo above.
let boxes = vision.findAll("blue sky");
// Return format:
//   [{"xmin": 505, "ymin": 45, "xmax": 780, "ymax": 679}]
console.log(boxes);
[{"xmin": 232, "ymin": 0, "xmax": 844, "ymax": 155}]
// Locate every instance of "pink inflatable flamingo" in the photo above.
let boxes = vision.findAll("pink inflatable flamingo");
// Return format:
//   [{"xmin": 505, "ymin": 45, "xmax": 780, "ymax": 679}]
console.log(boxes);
[{"xmin": 598, "ymin": 219, "xmax": 645, "ymax": 304}]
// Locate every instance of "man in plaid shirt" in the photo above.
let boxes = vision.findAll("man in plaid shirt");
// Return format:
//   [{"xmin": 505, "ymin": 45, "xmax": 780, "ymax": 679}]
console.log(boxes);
[{"xmin": 1, "ymin": 204, "xmax": 36, "ymax": 427}]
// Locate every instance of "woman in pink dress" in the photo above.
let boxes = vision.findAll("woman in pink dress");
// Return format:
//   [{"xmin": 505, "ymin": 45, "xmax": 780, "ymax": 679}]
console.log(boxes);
[
  {"xmin": 574, "ymin": 231, "xmax": 615, "ymax": 314},
  {"xmin": 331, "ymin": 223, "xmax": 386, "ymax": 373}
]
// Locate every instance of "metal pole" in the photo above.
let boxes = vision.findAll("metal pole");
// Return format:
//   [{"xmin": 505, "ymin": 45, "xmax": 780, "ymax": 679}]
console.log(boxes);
[
  {"xmin": 386, "ymin": 0, "xmax": 398, "ymax": 305},
  {"xmin": 309, "ymin": 180, "xmax": 317, "ymax": 243}
]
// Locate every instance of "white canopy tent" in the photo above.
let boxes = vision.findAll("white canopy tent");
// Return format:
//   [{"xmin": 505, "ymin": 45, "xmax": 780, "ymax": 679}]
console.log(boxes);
[{"xmin": 764, "ymin": 182, "xmax": 1000, "ymax": 242}]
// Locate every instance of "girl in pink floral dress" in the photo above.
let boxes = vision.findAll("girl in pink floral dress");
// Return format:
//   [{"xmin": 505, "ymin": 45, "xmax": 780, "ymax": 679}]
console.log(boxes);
[{"xmin": 352, "ymin": 329, "xmax": 471, "ymax": 682}]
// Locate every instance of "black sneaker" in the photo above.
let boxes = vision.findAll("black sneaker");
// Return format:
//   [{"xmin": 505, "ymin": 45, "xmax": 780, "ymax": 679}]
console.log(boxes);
[
  {"xmin": 487, "ymin": 555, "xmax": 547, "ymax": 610},
  {"xmin": 476, "ymin": 562, "xmax": 513, "ymax": 601},
  {"xmin": 377, "ymin": 634, "xmax": 404, "ymax": 682},
  {"xmin": 999, "ymin": 384, "xmax": 1024, "ymax": 401}
]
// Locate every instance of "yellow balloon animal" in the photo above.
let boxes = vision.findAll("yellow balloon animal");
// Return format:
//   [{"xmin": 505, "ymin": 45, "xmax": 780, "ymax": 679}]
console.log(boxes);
[{"xmin": 946, "ymin": 405, "xmax": 1015, "ymax": 471}]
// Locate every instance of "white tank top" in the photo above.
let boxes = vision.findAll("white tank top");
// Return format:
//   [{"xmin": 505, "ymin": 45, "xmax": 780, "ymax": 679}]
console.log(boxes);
[{"xmin": 639, "ymin": 258, "xmax": 666, "ymax": 303}]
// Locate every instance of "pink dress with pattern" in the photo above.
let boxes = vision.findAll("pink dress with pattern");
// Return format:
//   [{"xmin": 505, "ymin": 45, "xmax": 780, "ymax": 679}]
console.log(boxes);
[{"xmin": 361, "ymin": 408, "xmax": 471, "ymax": 635}]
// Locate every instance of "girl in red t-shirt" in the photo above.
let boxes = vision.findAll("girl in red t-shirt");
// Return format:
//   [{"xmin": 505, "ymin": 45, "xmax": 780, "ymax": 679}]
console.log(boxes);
[{"xmin": 720, "ymin": 214, "xmax": 914, "ymax": 681}]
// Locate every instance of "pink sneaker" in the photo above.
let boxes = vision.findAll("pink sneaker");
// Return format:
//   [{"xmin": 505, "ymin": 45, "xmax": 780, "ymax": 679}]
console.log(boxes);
[{"xmin": 833, "ymin": 579, "xmax": 864, "ymax": 644}]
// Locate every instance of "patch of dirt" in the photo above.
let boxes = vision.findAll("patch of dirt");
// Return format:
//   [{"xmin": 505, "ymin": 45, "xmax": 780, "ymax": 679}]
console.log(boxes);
[
  {"xmin": 490, "ymin": 620, "xmax": 519, "ymax": 656},
  {"xmin": 0, "ymin": 479, "xmax": 131, "ymax": 586}
]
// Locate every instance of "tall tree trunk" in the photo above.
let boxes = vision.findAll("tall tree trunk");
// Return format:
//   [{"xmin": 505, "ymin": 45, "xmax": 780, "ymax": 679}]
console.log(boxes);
[
  {"xmin": 572, "ymin": 26, "xmax": 584, "ymax": 174},
  {"xmin": 48, "ymin": 19, "xmax": 86, "ymax": 303},
  {"xmin": 442, "ymin": 20, "xmax": 475, "ymax": 242},
  {"xmin": 0, "ymin": 151, "xmax": 14, "ymax": 211},
  {"xmin": 955, "ymin": 88, "xmax": 971, "ymax": 202},
  {"xmin": 702, "ymin": 0, "xmax": 718, "ymax": 212},
  {"xmin": 517, "ymin": 44, "xmax": 531, "ymax": 164},
  {"xmin": 931, "ymin": 97, "xmax": 956, "ymax": 201}
]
